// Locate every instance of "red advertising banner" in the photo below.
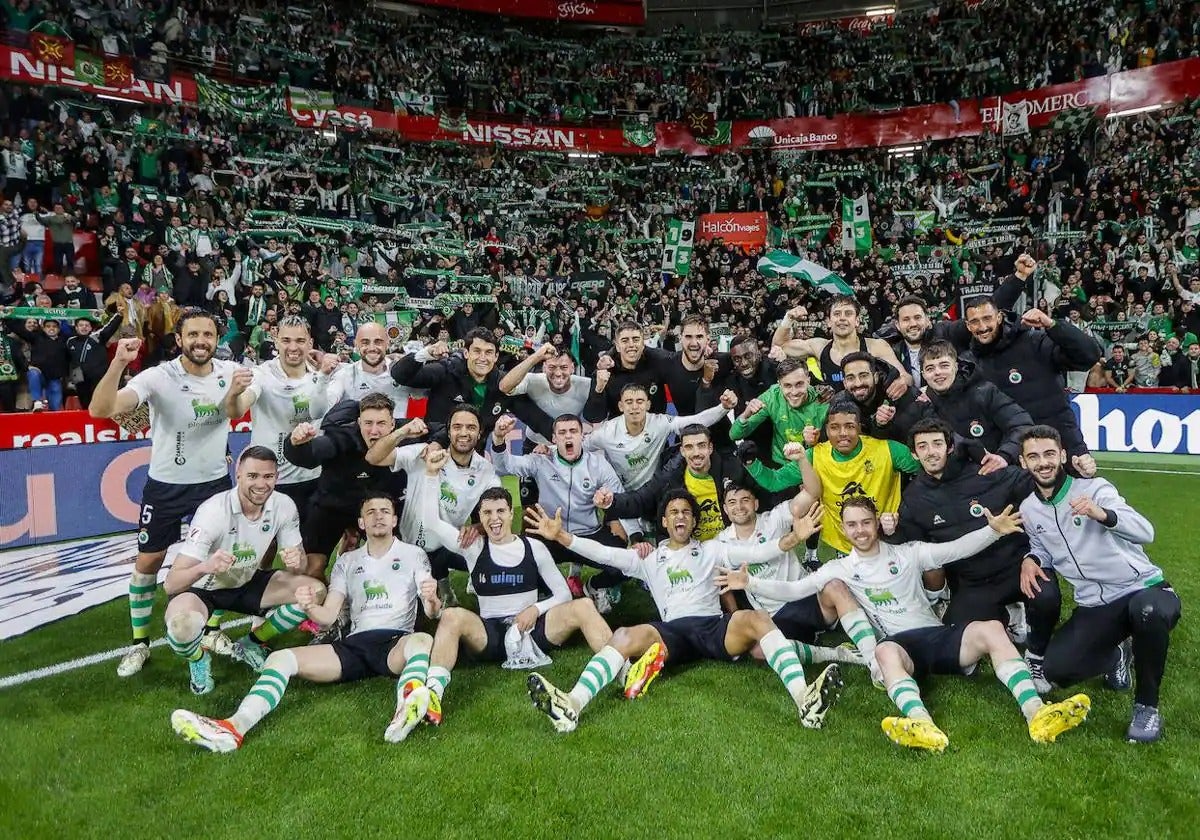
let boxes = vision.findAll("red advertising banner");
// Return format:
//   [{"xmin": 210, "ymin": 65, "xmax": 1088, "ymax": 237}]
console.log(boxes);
[
  {"xmin": 394, "ymin": 115, "xmax": 651, "ymax": 154},
  {"xmin": 287, "ymin": 101, "xmax": 399, "ymax": 132},
  {"xmin": 396, "ymin": 0, "xmax": 645, "ymax": 26},
  {"xmin": 657, "ymin": 57, "xmax": 1200, "ymax": 155},
  {"xmin": 0, "ymin": 45, "xmax": 197, "ymax": 105},
  {"xmin": 696, "ymin": 212, "xmax": 768, "ymax": 246},
  {"xmin": 0, "ymin": 410, "xmax": 250, "ymax": 450}
]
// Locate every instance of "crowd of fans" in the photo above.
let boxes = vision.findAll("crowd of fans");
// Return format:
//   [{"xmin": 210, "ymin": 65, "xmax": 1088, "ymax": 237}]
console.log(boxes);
[
  {"xmin": 0, "ymin": 2, "xmax": 1199, "ymax": 413},
  {"xmin": 2, "ymin": 0, "xmax": 1198, "ymax": 120}
]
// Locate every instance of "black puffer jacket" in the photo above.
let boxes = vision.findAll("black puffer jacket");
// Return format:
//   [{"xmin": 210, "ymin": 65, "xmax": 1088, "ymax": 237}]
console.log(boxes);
[
  {"xmin": 964, "ymin": 312, "xmax": 1101, "ymax": 454},
  {"xmin": 925, "ymin": 359, "xmax": 1033, "ymax": 463}
]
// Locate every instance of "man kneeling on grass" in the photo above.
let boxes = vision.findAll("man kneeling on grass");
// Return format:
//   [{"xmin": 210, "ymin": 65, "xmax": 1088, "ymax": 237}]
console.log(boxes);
[
  {"xmin": 716, "ymin": 496, "xmax": 1091, "ymax": 753},
  {"xmin": 520, "ymin": 489, "xmax": 843, "ymax": 734},
  {"xmin": 170, "ymin": 492, "xmax": 441, "ymax": 751}
]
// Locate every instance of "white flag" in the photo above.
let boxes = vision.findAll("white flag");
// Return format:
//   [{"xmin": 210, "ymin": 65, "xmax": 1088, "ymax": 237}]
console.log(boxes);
[{"xmin": 1002, "ymin": 101, "xmax": 1030, "ymax": 136}]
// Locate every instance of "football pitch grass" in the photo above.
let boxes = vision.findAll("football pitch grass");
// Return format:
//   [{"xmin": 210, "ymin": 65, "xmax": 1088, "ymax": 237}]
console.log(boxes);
[{"xmin": 2, "ymin": 455, "xmax": 1198, "ymax": 838}]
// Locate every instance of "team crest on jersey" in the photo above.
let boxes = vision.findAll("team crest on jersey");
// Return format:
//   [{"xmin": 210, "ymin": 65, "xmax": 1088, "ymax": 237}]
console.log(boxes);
[
  {"xmin": 969, "ymin": 421, "xmax": 985, "ymax": 438},
  {"xmin": 392, "ymin": 562, "xmax": 401, "ymax": 571},
  {"xmin": 969, "ymin": 501, "xmax": 984, "ymax": 518},
  {"xmin": 862, "ymin": 460, "xmax": 875, "ymax": 474},
  {"xmin": 582, "ymin": 478, "xmax": 592, "ymax": 490},
  {"xmin": 1072, "ymin": 515, "xmax": 1084, "ymax": 527},
  {"xmin": 648, "ymin": 384, "xmax": 658, "ymax": 394},
  {"xmin": 888, "ymin": 564, "xmax": 899, "ymax": 575},
  {"xmin": 218, "ymin": 378, "xmax": 226, "ymax": 388},
  {"xmin": 690, "ymin": 548, "xmax": 700, "ymax": 557},
  {"xmin": 262, "ymin": 523, "xmax": 271, "ymax": 531},
  {"xmin": 137, "ymin": 530, "xmax": 149, "ymax": 544},
  {"xmin": 492, "ymin": 404, "xmax": 502, "ymax": 415},
  {"xmin": 758, "ymin": 535, "xmax": 766, "ymax": 543},
  {"xmin": 467, "ymin": 476, "xmax": 476, "ymax": 487},
  {"xmin": 1008, "ymin": 369, "xmax": 1022, "ymax": 384},
  {"xmin": 643, "ymin": 434, "xmax": 651, "ymax": 443}
]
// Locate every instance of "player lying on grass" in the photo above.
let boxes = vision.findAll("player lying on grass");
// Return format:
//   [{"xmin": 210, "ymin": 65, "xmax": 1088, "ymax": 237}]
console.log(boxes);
[
  {"xmin": 716, "ymin": 496, "xmax": 1091, "ymax": 753},
  {"xmin": 417, "ymin": 446, "xmax": 616, "ymax": 728},
  {"xmin": 162, "ymin": 446, "xmax": 323, "ymax": 695},
  {"xmin": 521, "ymin": 489, "xmax": 843, "ymax": 734},
  {"xmin": 170, "ymin": 492, "xmax": 441, "ymax": 752}
]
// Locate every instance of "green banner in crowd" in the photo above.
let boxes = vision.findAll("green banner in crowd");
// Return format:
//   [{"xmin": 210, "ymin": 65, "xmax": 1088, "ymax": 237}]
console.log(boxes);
[{"xmin": 2, "ymin": 306, "xmax": 109, "ymax": 321}]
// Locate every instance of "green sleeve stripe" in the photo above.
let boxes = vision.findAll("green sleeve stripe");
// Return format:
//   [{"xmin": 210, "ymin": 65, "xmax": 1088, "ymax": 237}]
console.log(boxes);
[{"xmin": 886, "ymin": 439, "xmax": 920, "ymax": 474}]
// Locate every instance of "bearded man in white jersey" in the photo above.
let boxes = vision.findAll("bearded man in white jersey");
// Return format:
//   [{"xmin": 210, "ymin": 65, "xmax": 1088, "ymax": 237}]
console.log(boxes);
[
  {"xmin": 224, "ymin": 316, "xmax": 339, "ymax": 516},
  {"xmin": 159, "ymin": 446, "xmax": 322, "ymax": 693},
  {"xmin": 717, "ymin": 496, "xmax": 1091, "ymax": 753},
  {"xmin": 717, "ymin": 483, "xmax": 862, "ymax": 667},
  {"xmin": 413, "ymin": 447, "xmax": 613, "ymax": 728},
  {"xmin": 521, "ymin": 490, "xmax": 843, "ymax": 733},
  {"xmin": 169, "ymin": 492, "xmax": 441, "ymax": 752},
  {"xmin": 91, "ymin": 310, "xmax": 239, "ymax": 678},
  {"xmin": 366, "ymin": 403, "xmax": 501, "ymax": 603},
  {"xmin": 326, "ymin": 322, "xmax": 422, "ymax": 419},
  {"xmin": 498, "ymin": 343, "xmax": 591, "ymax": 448}
]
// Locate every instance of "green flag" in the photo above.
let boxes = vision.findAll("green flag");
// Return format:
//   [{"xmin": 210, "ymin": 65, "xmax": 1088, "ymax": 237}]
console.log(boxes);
[
  {"xmin": 756, "ymin": 251, "xmax": 853, "ymax": 295},
  {"xmin": 662, "ymin": 219, "xmax": 695, "ymax": 276},
  {"xmin": 74, "ymin": 52, "xmax": 105, "ymax": 86},
  {"xmin": 841, "ymin": 194, "xmax": 872, "ymax": 254}
]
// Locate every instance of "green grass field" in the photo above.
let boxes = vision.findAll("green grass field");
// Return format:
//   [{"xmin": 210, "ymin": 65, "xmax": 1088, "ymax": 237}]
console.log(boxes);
[{"xmin": 3, "ymin": 456, "xmax": 1198, "ymax": 839}]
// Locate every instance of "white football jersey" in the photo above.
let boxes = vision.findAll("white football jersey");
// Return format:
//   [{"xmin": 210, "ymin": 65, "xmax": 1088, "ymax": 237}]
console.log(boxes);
[
  {"xmin": 715, "ymin": 501, "xmax": 805, "ymax": 614},
  {"xmin": 329, "ymin": 538, "xmax": 432, "ymax": 635},
  {"xmin": 179, "ymin": 489, "xmax": 302, "ymax": 591},
  {"xmin": 326, "ymin": 360, "xmax": 424, "ymax": 418},
  {"xmin": 747, "ymin": 528, "xmax": 1003, "ymax": 636},
  {"xmin": 246, "ymin": 360, "xmax": 331, "ymax": 484},
  {"xmin": 509, "ymin": 373, "xmax": 590, "ymax": 445},
  {"xmin": 568, "ymin": 535, "xmax": 789, "ymax": 622},
  {"xmin": 390, "ymin": 443, "xmax": 501, "ymax": 544},
  {"xmin": 127, "ymin": 358, "xmax": 239, "ymax": 484},
  {"xmin": 585, "ymin": 405, "xmax": 728, "ymax": 491}
]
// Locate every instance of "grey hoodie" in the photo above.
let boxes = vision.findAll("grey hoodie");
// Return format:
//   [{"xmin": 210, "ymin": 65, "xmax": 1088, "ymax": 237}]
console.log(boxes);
[{"xmin": 1020, "ymin": 476, "xmax": 1163, "ymax": 607}]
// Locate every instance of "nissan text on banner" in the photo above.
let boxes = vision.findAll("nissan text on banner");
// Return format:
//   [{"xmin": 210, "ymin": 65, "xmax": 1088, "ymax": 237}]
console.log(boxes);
[{"xmin": 696, "ymin": 213, "xmax": 768, "ymax": 247}]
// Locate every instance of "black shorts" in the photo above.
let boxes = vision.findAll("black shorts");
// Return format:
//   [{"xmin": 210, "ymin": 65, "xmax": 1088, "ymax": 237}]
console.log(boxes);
[
  {"xmin": 650, "ymin": 614, "xmax": 734, "ymax": 665},
  {"xmin": 331, "ymin": 629, "xmax": 409, "ymax": 683},
  {"xmin": 276, "ymin": 479, "xmax": 318, "ymax": 520},
  {"xmin": 180, "ymin": 569, "xmax": 276, "ymax": 617},
  {"xmin": 473, "ymin": 615, "xmax": 553, "ymax": 663},
  {"xmin": 772, "ymin": 595, "xmax": 833, "ymax": 643},
  {"xmin": 138, "ymin": 476, "xmax": 232, "ymax": 554},
  {"xmin": 302, "ymin": 503, "xmax": 357, "ymax": 557},
  {"xmin": 885, "ymin": 624, "xmax": 969, "ymax": 677}
]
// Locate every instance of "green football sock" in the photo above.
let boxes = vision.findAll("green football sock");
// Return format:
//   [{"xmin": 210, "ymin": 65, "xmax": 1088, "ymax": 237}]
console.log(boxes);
[
  {"xmin": 996, "ymin": 657, "xmax": 1044, "ymax": 722},
  {"xmin": 228, "ymin": 650, "xmax": 298, "ymax": 735},
  {"xmin": 886, "ymin": 676, "xmax": 932, "ymax": 721},
  {"xmin": 567, "ymin": 646, "xmax": 625, "ymax": 711},
  {"xmin": 249, "ymin": 604, "xmax": 306, "ymax": 644},
  {"xmin": 761, "ymin": 630, "xmax": 808, "ymax": 708},
  {"xmin": 129, "ymin": 571, "xmax": 157, "ymax": 644}
]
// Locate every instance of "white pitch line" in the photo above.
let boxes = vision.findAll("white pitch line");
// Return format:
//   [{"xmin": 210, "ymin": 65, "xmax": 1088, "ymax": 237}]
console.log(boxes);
[
  {"xmin": 1099, "ymin": 466, "xmax": 1200, "ymax": 475},
  {"xmin": 0, "ymin": 617, "xmax": 253, "ymax": 690}
]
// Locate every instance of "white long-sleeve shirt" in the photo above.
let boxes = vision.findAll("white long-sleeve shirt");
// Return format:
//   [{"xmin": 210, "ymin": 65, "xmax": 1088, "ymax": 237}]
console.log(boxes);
[
  {"xmin": 714, "ymin": 501, "xmax": 804, "ymax": 614},
  {"xmin": 745, "ymin": 527, "xmax": 1002, "ymax": 636},
  {"xmin": 567, "ymin": 534, "xmax": 794, "ymax": 622}
]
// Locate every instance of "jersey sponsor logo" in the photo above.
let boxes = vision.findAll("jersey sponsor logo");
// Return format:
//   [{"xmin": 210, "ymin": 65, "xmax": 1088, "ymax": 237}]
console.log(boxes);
[
  {"xmin": 968, "ymin": 501, "xmax": 984, "ymax": 518},
  {"xmin": 862, "ymin": 459, "xmax": 875, "ymax": 474},
  {"xmin": 481, "ymin": 571, "xmax": 525, "ymax": 585},
  {"xmin": 231, "ymin": 542, "xmax": 257, "ymax": 564},
  {"xmin": 746, "ymin": 561, "xmax": 769, "ymax": 575},
  {"xmin": 290, "ymin": 394, "xmax": 311, "ymax": 416},
  {"xmin": 1008, "ymin": 369, "xmax": 1023, "ymax": 384},
  {"xmin": 666, "ymin": 567, "xmax": 693, "ymax": 585},
  {"xmin": 865, "ymin": 587, "xmax": 898, "ymax": 607},
  {"xmin": 363, "ymin": 579, "xmax": 388, "ymax": 600},
  {"xmin": 835, "ymin": 481, "xmax": 869, "ymax": 514},
  {"xmin": 439, "ymin": 482, "xmax": 459, "ymax": 506},
  {"xmin": 969, "ymin": 421, "xmax": 985, "ymax": 437},
  {"xmin": 191, "ymin": 398, "xmax": 220, "ymax": 419},
  {"xmin": 625, "ymin": 452, "xmax": 650, "ymax": 469}
]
